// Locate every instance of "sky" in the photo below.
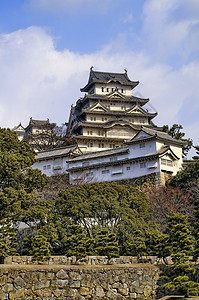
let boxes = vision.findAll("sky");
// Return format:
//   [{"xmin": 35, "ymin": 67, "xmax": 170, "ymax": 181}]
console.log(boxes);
[{"xmin": 0, "ymin": 0, "xmax": 198, "ymax": 157}]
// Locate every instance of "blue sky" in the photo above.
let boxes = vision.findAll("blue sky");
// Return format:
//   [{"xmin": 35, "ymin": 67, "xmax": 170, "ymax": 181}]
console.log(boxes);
[{"xmin": 0, "ymin": 0, "xmax": 198, "ymax": 157}]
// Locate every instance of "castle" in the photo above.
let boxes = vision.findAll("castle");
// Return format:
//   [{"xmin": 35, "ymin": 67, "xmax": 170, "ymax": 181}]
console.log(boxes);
[{"xmin": 17, "ymin": 68, "xmax": 185, "ymax": 186}]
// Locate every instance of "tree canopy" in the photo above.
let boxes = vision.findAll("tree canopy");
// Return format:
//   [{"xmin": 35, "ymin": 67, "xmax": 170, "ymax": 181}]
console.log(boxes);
[
  {"xmin": 162, "ymin": 124, "xmax": 192, "ymax": 156},
  {"xmin": 0, "ymin": 128, "xmax": 48, "ymax": 259}
]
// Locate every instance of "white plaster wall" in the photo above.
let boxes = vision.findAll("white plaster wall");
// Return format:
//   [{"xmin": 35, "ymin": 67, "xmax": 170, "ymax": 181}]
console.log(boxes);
[
  {"xmin": 95, "ymin": 83, "xmax": 132, "ymax": 96},
  {"xmin": 128, "ymin": 141, "xmax": 156, "ymax": 159},
  {"xmin": 32, "ymin": 156, "xmax": 69, "ymax": 177},
  {"xmin": 70, "ymin": 158, "xmax": 160, "ymax": 185}
]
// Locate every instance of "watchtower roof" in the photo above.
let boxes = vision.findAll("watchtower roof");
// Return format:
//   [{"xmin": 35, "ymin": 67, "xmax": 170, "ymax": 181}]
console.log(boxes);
[{"xmin": 81, "ymin": 68, "xmax": 139, "ymax": 92}]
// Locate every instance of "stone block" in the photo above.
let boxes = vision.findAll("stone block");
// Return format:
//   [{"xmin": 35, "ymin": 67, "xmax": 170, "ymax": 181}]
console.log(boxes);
[
  {"xmin": 69, "ymin": 271, "xmax": 82, "ymax": 281},
  {"xmin": 70, "ymin": 280, "xmax": 81, "ymax": 288},
  {"xmin": 4, "ymin": 257, "xmax": 12, "ymax": 264},
  {"xmin": 62, "ymin": 288, "xmax": 77, "ymax": 297},
  {"xmin": 130, "ymin": 292, "xmax": 137, "ymax": 299},
  {"xmin": 36, "ymin": 280, "xmax": 51, "ymax": 289},
  {"xmin": 144, "ymin": 285, "xmax": 152, "ymax": 298},
  {"xmin": 96, "ymin": 286, "xmax": 105, "ymax": 298},
  {"xmin": 38, "ymin": 272, "xmax": 46, "ymax": 281},
  {"xmin": 118, "ymin": 288, "xmax": 129, "ymax": 296},
  {"xmin": 2, "ymin": 283, "xmax": 14, "ymax": 293},
  {"xmin": 46, "ymin": 272, "xmax": 55, "ymax": 280},
  {"xmin": 56, "ymin": 269, "xmax": 68, "ymax": 279},
  {"xmin": 52, "ymin": 279, "xmax": 69, "ymax": 288},
  {"xmin": 14, "ymin": 276, "xmax": 26, "ymax": 288},
  {"xmin": 0, "ymin": 276, "xmax": 7, "ymax": 287},
  {"xmin": 0, "ymin": 293, "xmax": 9, "ymax": 300},
  {"xmin": 112, "ymin": 282, "xmax": 123, "ymax": 289},
  {"xmin": 79, "ymin": 287, "xmax": 89, "ymax": 296}
]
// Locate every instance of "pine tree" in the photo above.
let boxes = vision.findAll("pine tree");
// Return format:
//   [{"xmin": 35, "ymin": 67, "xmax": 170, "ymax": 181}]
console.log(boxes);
[
  {"xmin": 30, "ymin": 235, "xmax": 51, "ymax": 262},
  {"xmin": 161, "ymin": 212, "xmax": 199, "ymax": 297},
  {"xmin": 126, "ymin": 230, "xmax": 146, "ymax": 261},
  {"xmin": 64, "ymin": 225, "xmax": 94, "ymax": 260},
  {"xmin": 0, "ymin": 218, "xmax": 18, "ymax": 263},
  {"xmin": 95, "ymin": 228, "xmax": 119, "ymax": 259},
  {"xmin": 193, "ymin": 145, "xmax": 199, "ymax": 160}
]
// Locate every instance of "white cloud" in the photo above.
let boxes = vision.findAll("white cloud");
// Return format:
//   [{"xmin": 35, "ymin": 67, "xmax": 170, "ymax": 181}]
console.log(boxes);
[
  {"xmin": 142, "ymin": 0, "xmax": 199, "ymax": 61},
  {"xmin": 27, "ymin": 0, "xmax": 116, "ymax": 15},
  {"xmin": 122, "ymin": 13, "xmax": 134, "ymax": 24},
  {"xmin": 0, "ymin": 25, "xmax": 198, "ymax": 156}
]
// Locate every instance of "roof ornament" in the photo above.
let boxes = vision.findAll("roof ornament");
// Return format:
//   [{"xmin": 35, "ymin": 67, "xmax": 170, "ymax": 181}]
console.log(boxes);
[
  {"xmin": 124, "ymin": 69, "xmax": 128, "ymax": 74},
  {"xmin": 90, "ymin": 66, "xmax": 94, "ymax": 71}
]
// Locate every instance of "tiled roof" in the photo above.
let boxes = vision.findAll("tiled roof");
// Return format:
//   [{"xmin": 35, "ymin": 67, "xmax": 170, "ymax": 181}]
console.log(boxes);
[
  {"xmin": 81, "ymin": 93, "xmax": 149, "ymax": 105},
  {"xmin": 81, "ymin": 69, "xmax": 139, "ymax": 92},
  {"xmin": 36, "ymin": 145, "xmax": 79, "ymax": 160},
  {"xmin": 29, "ymin": 118, "xmax": 50, "ymax": 126},
  {"xmin": 128, "ymin": 127, "xmax": 186, "ymax": 145},
  {"xmin": 68, "ymin": 146, "xmax": 129, "ymax": 162},
  {"xmin": 67, "ymin": 145, "xmax": 179, "ymax": 171},
  {"xmin": 72, "ymin": 120, "xmax": 141, "ymax": 130}
]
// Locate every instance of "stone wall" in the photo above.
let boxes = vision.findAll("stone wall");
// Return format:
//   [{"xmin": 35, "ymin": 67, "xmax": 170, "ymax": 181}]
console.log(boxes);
[
  {"xmin": 118, "ymin": 172, "xmax": 161, "ymax": 188},
  {"xmin": 0, "ymin": 264, "xmax": 160, "ymax": 299},
  {"xmin": 4, "ymin": 255, "xmax": 151, "ymax": 265}
]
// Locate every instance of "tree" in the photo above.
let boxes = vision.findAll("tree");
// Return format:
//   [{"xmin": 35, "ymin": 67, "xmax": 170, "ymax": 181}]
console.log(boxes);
[
  {"xmin": 30, "ymin": 234, "xmax": 51, "ymax": 262},
  {"xmin": 64, "ymin": 225, "xmax": 94, "ymax": 260},
  {"xmin": 55, "ymin": 182, "xmax": 157, "ymax": 255},
  {"xmin": 162, "ymin": 124, "xmax": 193, "ymax": 156},
  {"xmin": 161, "ymin": 213, "xmax": 199, "ymax": 297},
  {"xmin": 0, "ymin": 128, "xmax": 48, "ymax": 258},
  {"xmin": 193, "ymin": 145, "xmax": 199, "ymax": 160},
  {"xmin": 167, "ymin": 161, "xmax": 199, "ymax": 199},
  {"xmin": 26, "ymin": 123, "xmax": 72, "ymax": 151},
  {"xmin": 126, "ymin": 230, "xmax": 146, "ymax": 261},
  {"xmin": 95, "ymin": 228, "xmax": 119, "ymax": 259},
  {"xmin": 0, "ymin": 218, "xmax": 18, "ymax": 263},
  {"xmin": 146, "ymin": 185, "xmax": 194, "ymax": 228}
]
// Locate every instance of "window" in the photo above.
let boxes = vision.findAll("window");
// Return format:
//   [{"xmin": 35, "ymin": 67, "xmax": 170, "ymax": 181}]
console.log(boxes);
[
  {"xmin": 43, "ymin": 165, "xmax": 46, "ymax": 170},
  {"xmin": 110, "ymin": 157, "xmax": 117, "ymax": 162},
  {"xmin": 101, "ymin": 87, "xmax": 104, "ymax": 92},
  {"xmin": 167, "ymin": 160, "xmax": 173, "ymax": 167},
  {"xmin": 126, "ymin": 166, "xmax": 131, "ymax": 171},
  {"xmin": 47, "ymin": 165, "xmax": 51, "ymax": 169},
  {"xmin": 98, "ymin": 143, "xmax": 104, "ymax": 148},
  {"xmin": 106, "ymin": 88, "xmax": 109, "ymax": 92},
  {"xmin": 161, "ymin": 158, "xmax": 173, "ymax": 167},
  {"xmin": 98, "ymin": 131, "xmax": 104, "ymax": 136},
  {"xmin": 87, "ymin": 131, "xmax": 93, "ymax": 135},
  {"xmin": 102, "ymin": 169, "xmax": 110, "ymax": 174},
  {"xmin": 90, "ymin": 117, "xmax": 93, "ymax": 121},
  {"xmin": 121, "ymin": 89, "xmax": 123, "ymax": 93},
  {"xmin": 139, "ymin": 143, "xmax": 145, "ymax": 148},
  {"xmin": 109, "ymin": 144, "xmax": 116, "ymax": 148},
  {"xmin": 140, "ymin": 162, "xmax": 146, "ymax": 168},
  {"xmin": 88, "ymin": 143, "xmax": 93, "ymax": 147}
]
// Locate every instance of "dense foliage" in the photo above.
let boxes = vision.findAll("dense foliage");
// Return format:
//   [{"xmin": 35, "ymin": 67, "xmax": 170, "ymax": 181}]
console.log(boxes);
[
  {"xmin": 162, "ymin": 124, "xmax": 192, "ymax": 156},
  {"xmin": 54, "ymin": 182, "xmax": 158, "ymax": 256},
  {"xmin": 161, "ymin": 213, "xmax": 199, "ymax": 296},
  {"xmin": 0, "ymin": 128, "xmax": 48, "ymax": 260}
]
